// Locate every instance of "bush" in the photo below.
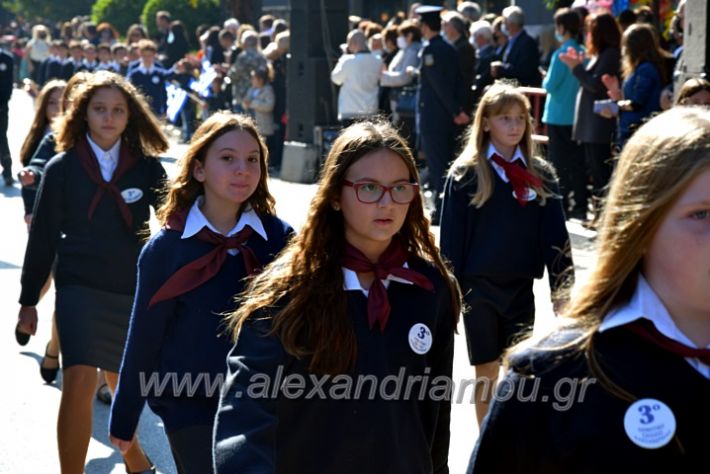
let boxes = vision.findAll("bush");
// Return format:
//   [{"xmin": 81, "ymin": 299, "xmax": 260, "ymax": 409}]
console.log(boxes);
[
  {"xmin": 91, "ymin": 0, "xmax": 146, "ymax": 37},
  {"xmin": 141, "ymin": 0, "xmax": 222, "ymax": 49}
]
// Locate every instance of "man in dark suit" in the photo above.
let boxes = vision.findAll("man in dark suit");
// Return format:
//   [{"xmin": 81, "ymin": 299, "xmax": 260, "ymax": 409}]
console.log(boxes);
[
  {"xmin": 491, "ymin": 6, "xmax": 541, "ymax": 87},
  {"xmin": 411, "ymin": 5, "xmax": 469, "ymax": 223},
  {"xmin": 442, "ymin": 11, "xmax": 476, "ymax": 117},
  {"xmin": 471, "ymin": 20, "xmax": 497, "ymax": 105},
  {"xmin": 0, "ymin": 47, "xmax": 14, "ymax": 185}
]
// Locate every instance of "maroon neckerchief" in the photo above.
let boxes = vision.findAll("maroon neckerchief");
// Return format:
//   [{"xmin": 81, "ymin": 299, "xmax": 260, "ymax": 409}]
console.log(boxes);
[
  {"xmin": 75, "ymin": 136, "xmax": 138, "ymax": 228},
  {"xmin": 490, "ymin": 153, "xmax": 542, "ymax": 206},
  {"xmin": 342, "ymin": 237, "xmax": 434, "ymax": 332},
  {"xmin": 148, "ymin": 209, "xmax": 262, "ymax": 307},
  {"xmin": 624, "ymin": 318, "xmax": 710, "ymax": 366}
]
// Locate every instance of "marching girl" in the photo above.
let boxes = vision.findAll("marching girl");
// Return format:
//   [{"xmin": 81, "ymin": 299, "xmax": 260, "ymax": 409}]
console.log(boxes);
[
  {"xmin": 213, "ymin": 121, "xmax": 462, "ymax": 473},
  {"xmin": 16, "ymin": 71, "xmax": 168, "ymax": 474},
  {"xmin": 18, "ymin": 79, "xmax": 66, "ymax": 226},
  {"xmin": 469, "ymin": 106, "xmax": 710, "ymax": 473},
  {"xmin": 109, "ymin": 113, "xmax": 293, "ymax": 473},
  {"xmin": 439, "ymin": 82, "xmax": 574, "ymax": 426}
]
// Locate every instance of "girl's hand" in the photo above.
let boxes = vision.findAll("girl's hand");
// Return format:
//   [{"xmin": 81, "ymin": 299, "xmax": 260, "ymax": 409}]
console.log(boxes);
[
  {"xmin": 17, "ymin": 306, "xmax": 38, "ymax": 336},
  {"xmin": 18, "ymin": 169, "xmax": 35, "ymax": 186},
  {"xmin": 602, "ymin": 74, "xmax": 622, "ymax": 100},
  {"xmin": 558, "ymin": 46, "xmax": 583, "ymax": 69},
  {"xmin": 109, "ymin": 434, "xmax": 134, "ymax": 454}
]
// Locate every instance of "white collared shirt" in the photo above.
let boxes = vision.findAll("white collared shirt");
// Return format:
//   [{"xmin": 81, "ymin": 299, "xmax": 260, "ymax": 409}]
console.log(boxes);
[
  {"xmin": 599, "ymin": 274, "xmax": 710, "ymax": 379},
  {"xmin": 342, "ymin": 262, "xmax": 413, "ymax": 297},
  {"xmin": 86, "ymin": 133, "xmax": 120, "ymax": 182},
  {"xmin": 137, "ymin": 62, "xmax": 155, "ymax": 75},
  {"xmin": 486, "ymin": 142, "xmax": 528, "ymax": 183},
  {"xmin": 182, "ymin": 195, "xmax": 268, "ymax": 255}
]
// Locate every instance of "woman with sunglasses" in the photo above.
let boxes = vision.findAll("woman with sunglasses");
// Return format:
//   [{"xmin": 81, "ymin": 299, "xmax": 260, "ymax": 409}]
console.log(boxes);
[{"xmin": 213, "ymin": 121, "xmax": 462, "ymax": 473}]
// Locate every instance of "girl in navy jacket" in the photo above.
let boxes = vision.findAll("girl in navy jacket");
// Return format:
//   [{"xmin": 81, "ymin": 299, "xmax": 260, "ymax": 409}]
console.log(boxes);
[
  {"xmin": 17, "ymin": 71, "xmax": 168, "ymax": 474},
  {"xmin": 469, "ymin": 106, "xmax": 710, "ymax": 474},
  {"xmin": 109, "ymin": 112, "xmax": 293, "ymax": 473},
  {"xmin": 440, "ymin": 82, "xmax": 574, "ymax": 426},
  {"xmin": 213, "ymin": 121, "xmax": 461, "ymax": 473}
]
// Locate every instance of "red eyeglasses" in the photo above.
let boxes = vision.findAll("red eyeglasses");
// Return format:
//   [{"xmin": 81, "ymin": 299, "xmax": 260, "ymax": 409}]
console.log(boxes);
[{"xmin": 343, "ymin": 180, "xmax": 419, "ymax": 204}]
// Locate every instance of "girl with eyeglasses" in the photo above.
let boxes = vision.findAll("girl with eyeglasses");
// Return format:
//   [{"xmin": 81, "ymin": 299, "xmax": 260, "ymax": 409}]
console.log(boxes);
[{"xmin": 213, "ymin": 120, "xmax": 462, "ymax": 473}]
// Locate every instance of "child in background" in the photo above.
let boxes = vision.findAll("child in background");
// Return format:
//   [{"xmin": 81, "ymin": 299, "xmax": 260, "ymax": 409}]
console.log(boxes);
[
  {"xmin": 110, "ymin": 113, "xmax": 292, "ymax": 473},
  {"xmin": 440, "ymin": 82, "xmax": 574, "ymax": 426},
  {"xmin": 469, "ymin": 106, "xmax": 710, "ymax": 473},
  {"xmin": 242, "ymin": 67, "xmax": 275, "ymax": 166}
]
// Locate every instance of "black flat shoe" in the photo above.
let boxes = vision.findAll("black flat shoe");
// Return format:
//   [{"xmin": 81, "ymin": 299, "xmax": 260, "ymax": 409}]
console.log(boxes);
[
  {"xmin": 39, "ymin": 343, "xmax": 60, "ymax": 384},
  {"xmin": 15, "ymin": 324, "xmax": 30, "ymax": 346},
  {"xmin": 125, "ymin": 456, "xmax": 156, "ymax": 474},
  {"xmin": 96, "ymin": 383, "xmax": 112, "ymax": 405}
]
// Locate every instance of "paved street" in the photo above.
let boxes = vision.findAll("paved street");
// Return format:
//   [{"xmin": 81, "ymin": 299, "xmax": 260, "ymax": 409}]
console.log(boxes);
[{"xmin": 0, "ymin": 87, "xmax": 596, "ymax": 473}]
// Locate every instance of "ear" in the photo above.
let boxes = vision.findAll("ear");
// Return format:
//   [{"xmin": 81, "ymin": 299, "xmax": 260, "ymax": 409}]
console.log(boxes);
[
  {"xmin": 482, "ymin": 117, "xmax": 490, "ymax": 132},
  {"xmin": 192, "ymin": 160, "xmax": 205, "ymax": 183},
  {"xmin": 332, "ymin": 201, "xmax": 341, "ymax": 211}
]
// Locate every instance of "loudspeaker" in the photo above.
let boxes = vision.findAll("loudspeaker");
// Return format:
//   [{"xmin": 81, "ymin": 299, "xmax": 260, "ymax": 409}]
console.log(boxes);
[
  {"xmin": 286, "ymin": 0, "xmax": 348, "ymax": 143},
  {"xmin": 676, "ymin": 1, "xmax": 710, "ymax": 91},
  {"xmin": 289, "ymin": 0, "xmax": 348, "ymax": 59}
]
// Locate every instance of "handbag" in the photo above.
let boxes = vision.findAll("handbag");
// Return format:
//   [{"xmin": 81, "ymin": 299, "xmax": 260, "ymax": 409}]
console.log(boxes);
[{"xmin": 394, "ymin": 83, "xmax": 417, "ymax": 118}]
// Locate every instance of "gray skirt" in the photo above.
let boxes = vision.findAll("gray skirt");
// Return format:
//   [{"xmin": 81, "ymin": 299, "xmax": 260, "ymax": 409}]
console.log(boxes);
[{"xmin": 55, "ymin": 285, "xmax": 133, "ymax": 373}]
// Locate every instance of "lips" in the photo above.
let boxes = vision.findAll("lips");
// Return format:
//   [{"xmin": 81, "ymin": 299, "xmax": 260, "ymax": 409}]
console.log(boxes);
[{"xmin": 374, "ymin": 218, "xmax": 393, "ymax": 225}]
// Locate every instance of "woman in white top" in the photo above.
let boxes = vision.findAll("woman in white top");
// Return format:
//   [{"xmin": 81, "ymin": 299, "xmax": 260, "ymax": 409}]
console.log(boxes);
[{"xmin": 26, "ymin": 25, "xmax": 51, "ymax": 83}]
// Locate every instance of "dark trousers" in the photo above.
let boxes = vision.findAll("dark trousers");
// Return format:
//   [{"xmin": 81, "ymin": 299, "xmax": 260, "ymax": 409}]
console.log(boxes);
[
  {"xmin": 268, "ymin": 123, "xmax": 284, "ymax": 174},
  {"xmin": 166, "ymin": 424, "xmax": 214, "ymax": 474},
  {"xmin": 0, "ymin": 102, "xmax": 11, "ymax": 179},
  {"xmin": 583, "ymin": 141, "xmax": 613, "ymax": 201},
  {"xmin": 420, "ymin": 124, "xmax": 455, "ymax": 222},
  {"xmin": 547, "ymin": 124, "xmax": 585, "ymax": 218}
]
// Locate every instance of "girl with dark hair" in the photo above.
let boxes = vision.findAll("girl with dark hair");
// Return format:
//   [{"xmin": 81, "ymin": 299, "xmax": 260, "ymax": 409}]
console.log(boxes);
[
  {"xmin": 16, "ymin": 71, "xmax": 168, "ymax": 474},
  {"xmin": 214, "ymin": 120, "xmax": 461, "ymax": 473},
  {"xmin": 110, "ymin": 112, "xmax": 292, "ymax": 473}
]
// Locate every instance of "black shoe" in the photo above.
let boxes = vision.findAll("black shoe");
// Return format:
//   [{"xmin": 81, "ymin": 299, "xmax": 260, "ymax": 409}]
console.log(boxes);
[
  {"xmin": 4, "ymin": 175, "xmax": 14, "ymax": 186},
  {"xmin": 125, "ymin": 455, "xmax": 156, "ymax": 474},
  {"xmin": 15, "ymin": 324, "xmax": 30, "ymax": 346},
  {"xmin": 96, "ymin": 383, "xmax": 112, "ymax": 405},
  {"xmin": 40, "ymin": 342, "xmax": 60, "ymax": 384}
]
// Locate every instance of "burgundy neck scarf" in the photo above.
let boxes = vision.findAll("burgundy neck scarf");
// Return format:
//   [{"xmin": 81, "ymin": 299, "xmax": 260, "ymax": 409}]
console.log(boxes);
[
  {"xmin": 148, "ymin": 209, "xmax": 262, "ymax": 307},
  {"xmin": 624, "ymin": 318, "xmax": 710, "ymax": 366},
  {"xmin": 75, "ymin": 136, "xmax": 138, "ymax": 228},
  {"xmin": 342, "ymin": 237, "xmax": 434, "ymax": 332},
  {"xmin": 490, "ymin": 153, "xmax": 542, "ymax": 206}
]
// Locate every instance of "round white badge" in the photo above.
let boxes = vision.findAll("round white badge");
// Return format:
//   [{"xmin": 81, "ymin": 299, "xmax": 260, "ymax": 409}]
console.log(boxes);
[
  {"xmin": 151, "ymin": 75, "xmax": 160, "ymax": 84},
  {"xmin": 0, "ymin": 63, "xmax": 6, "ymax": 71},
  {"xmin": 121, "ymin": 188, "xmax": 144, "ymax": 204},
  {"xmin": 623, "ymin": 398, "xmax": 676, "ymax": 449},
  {"xmin": 512, "ymin": 188, "xmax": 537, "ymax": 202},
  {"xmin": 408, "ymin": 323, "xmax": 433, "ymax": 355}
]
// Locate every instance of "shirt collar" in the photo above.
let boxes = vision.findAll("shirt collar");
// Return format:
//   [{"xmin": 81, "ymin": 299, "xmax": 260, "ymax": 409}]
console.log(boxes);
[
  {"xmin": 86, "ymin": 133, "xmax": 120, "ymax": 162},
  {"xmin": 137, "ymin": 62, "xmax": 154, "ymax": 74},
  {"xmin": 181, "ymin": 195, "xmax": 268, "ymax": 241},
  {"xmin": 342, "ymin": 262, "xmax": 412, "ymax": 295},
  {"xmin": 599, "ymin": 274, "xmax": 708, "ymax": 350},
  {"xmin": 486, "ymin": 142, "xmax": 527, "ymax": 166}
]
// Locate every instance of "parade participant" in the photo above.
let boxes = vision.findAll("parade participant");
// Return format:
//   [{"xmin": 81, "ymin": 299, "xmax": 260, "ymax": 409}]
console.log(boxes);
[
  {"xmin": 410, "ymin": 5, "xmax": 469, "ymax": 223},
  {"xmin": 468, "ymin": 106, "xmax": 710, "ymax": 473},
  {"xmin": 16, "ymin": 71, "xmax": 168, "ymax": 474},
  {"xmin": 109, "ymin": 112, "xmax": 292, "ymax": 473},
  {"xmin": 440, "ymin": 82, "xmax": 574, "ymax": 426},
  {"xmin": 214, "ymin": 121, "xmax": 461, "ymax": 473},
  {"xmin": 18, "ymin": 79, "xmax": 66, "ymax": 226},
  {"xmin": 127, "ymin": 39, "xmax": 173, "ymax": 117},
  {"xmin": 0, "ymin": 45, "xmax": 14, "ymax": 186}
]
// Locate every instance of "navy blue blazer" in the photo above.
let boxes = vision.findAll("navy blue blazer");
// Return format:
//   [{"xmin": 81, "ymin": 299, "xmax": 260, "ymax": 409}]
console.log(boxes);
[{"xmin": 498, "ymin": 29, "xmax": 541, "ymax": 87}]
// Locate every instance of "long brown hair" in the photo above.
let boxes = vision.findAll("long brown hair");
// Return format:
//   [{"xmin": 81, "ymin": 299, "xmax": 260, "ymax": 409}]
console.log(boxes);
[
  {"xmin": 585, "ymin": 11, "xmax": 621, "ymax": 57},
  {"xmin": 621, "ymin": 23, "xmax": 668, "ymax": 83},
  {"xmin": 53, "ymin": 71, "xmax": 168, "ymax": 157},
  {"xmin": 228, "ymin": 121, "xmax": 461, "ymax": 374},
  {"xmin": 19, "ymin": 80, "xmax": 66, "ymax": 165},
  {"xmin": 505, "ymin": 107, "xmax": 710, "ymax": 400},
  {"xmin": 156, "ymin": 112, "xmax": 275, "ymax": 224},
  {"xmin": 449, "ymin": 82, "xmax": 555, "ymax": 207}
]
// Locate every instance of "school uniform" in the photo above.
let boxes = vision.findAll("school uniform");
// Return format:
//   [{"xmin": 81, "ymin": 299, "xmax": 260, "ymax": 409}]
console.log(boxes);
[
  {"xmin": 110, "ymin": 197, "xmax": 292, "ymax": 474},
  {"xmin": 214, "ymin": 255, "xmax": 456, "ymax": 474},
  {"xmin": 127, "ymin": 63, "xmax": 174, "ymax": 116},
  {"xmin": 19, "ymin": 135, "xmax": 167, "ymax": 372},
  {"xmin": 20, "ymin": 130, "xmax": 54, "ymax": 216},
  {"xmin": 0, "ymin": 49, "xmax": 14, "ymax": 183},
  {"xmin": 440, "ymin": 144, "xmax": 573, "ymax": 365},
  {"xmin": 94, "ymin": 61, "xmax": 120, "ymax": 73},
  {"xmin": 38, "ymin": 55, "xmax": 65, "ymax": 85},
  {"xmin": 468, "ymin": 274, "xmax": 709, "ymax": 473},
  {"xmin": 61, "ymin": 58, "xmax": 89, "ymax": 80}
]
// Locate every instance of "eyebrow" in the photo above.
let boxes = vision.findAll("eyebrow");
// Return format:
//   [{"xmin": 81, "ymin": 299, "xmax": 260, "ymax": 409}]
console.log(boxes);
[
  {"xmin": 347, "ymin": 177, "xmax": 411, "ymax": 184},
  {"xmin": 218, "ymin": 147, "xmax": 260, "ymax": 154}
]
